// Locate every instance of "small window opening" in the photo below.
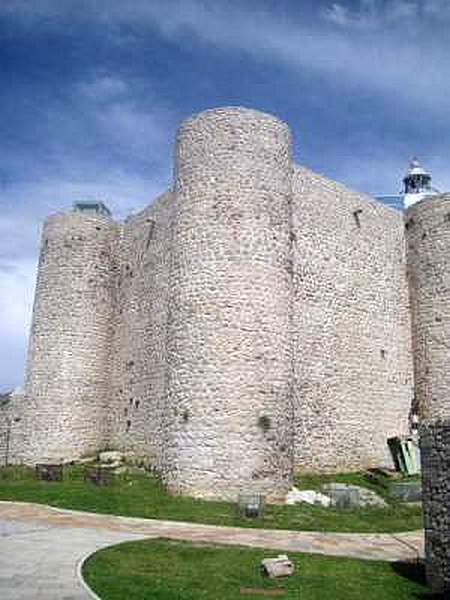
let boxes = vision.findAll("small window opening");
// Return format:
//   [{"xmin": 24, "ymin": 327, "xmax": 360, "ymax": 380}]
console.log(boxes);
[
  {"xmin": 145, "ymin": 220, "xmax": 155, "ymax": 250},
  {"xmin": 353, "ymin": 209, "xmax": 363, "ymax": 228}
]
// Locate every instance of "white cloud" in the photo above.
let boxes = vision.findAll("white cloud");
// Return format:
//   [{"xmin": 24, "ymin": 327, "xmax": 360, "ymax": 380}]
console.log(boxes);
[
  {"xmin": 1, "ymin": 0, "xmax": 449, "ymax": 122},
  {"xmin": 0, "ymin": 75, "xmax": 174, "ymax": 231},
  {"xmin": 0, "ymin": 258, "xmax": 35, "ymax": 340},
  {"xmin": 322, "ymin": 1, "xmax": 427, "ymax": 28},
  {"xmin": 76, "ymin": 75, "xmax": 129, "ymax": 102},
  {"xmin": 0, "ymin": 72, "xmax": 175, "ymax": 206},
  {"xmin": 324, "ymin": 3, "xmax": 352, "ymax": 26},
  {"xmin": 0, "ymin": 258, "xmax": 36, "ymax": 391},
  {"xmin": 322, "ymin": 0, "xmax": 450, "ymax": 27},
  {"xmin": 58, "ymin": 73, "xmax": 176, "ymax": 171},
  {"xmin": 41, "ymin": 0, "xmax": 448, "ymax": 120}
]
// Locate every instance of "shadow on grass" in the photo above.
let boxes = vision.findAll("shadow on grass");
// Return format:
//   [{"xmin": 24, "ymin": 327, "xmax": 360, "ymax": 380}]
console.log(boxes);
[{"xmin": 391, "ymin": 561, "xmax": 445, "ymax": 599}]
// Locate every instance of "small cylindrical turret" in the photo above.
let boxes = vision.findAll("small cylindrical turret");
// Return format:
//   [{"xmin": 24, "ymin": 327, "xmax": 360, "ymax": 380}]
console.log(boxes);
[
  {"xmin": 24, "ymin": 208, "xmax": 120, "ymax": 462},
  {"xmin": 162, "ymin": 107, "xmax": 294, "ymax": 501},
  {"xmin": 406, "ymin": 193, "xmax": 450, "ymax": 592}
]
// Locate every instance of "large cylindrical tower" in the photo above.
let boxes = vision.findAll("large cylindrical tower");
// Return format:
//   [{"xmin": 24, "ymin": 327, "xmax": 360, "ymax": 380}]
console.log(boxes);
[
  {"xmin": 406, "ymin": 193, "xmax": 450, "ymax": 592},
  {"xmin": 163, "ymin": 107, "xmax": 294, "ymax": 501},
  {"xmin": 24, "ymin": 209, "xmax": 120, "ymax": 462}
]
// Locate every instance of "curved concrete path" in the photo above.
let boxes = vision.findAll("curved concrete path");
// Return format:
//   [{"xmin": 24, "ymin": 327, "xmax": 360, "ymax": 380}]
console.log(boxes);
[{"xmin": 0, "ymin": 501, "xmax": 424, "ymax": 599}]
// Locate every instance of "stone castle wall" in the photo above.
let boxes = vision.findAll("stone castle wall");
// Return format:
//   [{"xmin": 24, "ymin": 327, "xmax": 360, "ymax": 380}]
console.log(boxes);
[
  {"xmin": 5, "ymin": 106, "xmax": 417, "ymax": 501},
  {"xmin": 0, "ymin": 392, "xmax": 25, "ymax": 466},
  {"xmin": 292, "ymin": 166, "xmax": 413, "ymax": 472},
  {"xmin": 23, "ymin": 212, "xmax": 120, "ymax": 462},
  {"xmin": 162, "ymin": 108, "xmax": 294, "ymax": 500},
  {"xmin": 111, "ymin": 191, "xmax": 174, "ymax": 468},
  {"xmin": 406, "ymin": 194, "xmax": 450, "ymax": 592}
]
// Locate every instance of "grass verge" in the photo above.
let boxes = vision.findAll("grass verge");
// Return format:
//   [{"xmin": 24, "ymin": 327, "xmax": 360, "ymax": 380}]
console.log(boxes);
[
  {"xmin": 0, "ymin": 465, "xmax": 422, "ymax": 533},
  {"xmin": 82, "ymin": 538, "xmax": 438, "ymax": 600}
]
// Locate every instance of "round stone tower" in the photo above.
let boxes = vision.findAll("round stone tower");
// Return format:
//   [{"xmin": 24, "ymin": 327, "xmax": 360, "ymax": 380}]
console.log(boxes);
[
  {"xmin": 24, "ymin": 207, "xmax": 120, "ymax": 463},
  {"xmin": 163, "ymin": 107, "xmax": 294, "ymax": 501},
  {"xmin": 405, "ymin": 193, "xmax": 450, "ymax": 592}
]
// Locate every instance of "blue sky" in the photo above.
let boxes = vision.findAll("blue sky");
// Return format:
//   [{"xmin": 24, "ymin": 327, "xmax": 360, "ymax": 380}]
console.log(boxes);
[{"xmin": 1, "ymin": 0, "xmax": 449, "ymax": 392}]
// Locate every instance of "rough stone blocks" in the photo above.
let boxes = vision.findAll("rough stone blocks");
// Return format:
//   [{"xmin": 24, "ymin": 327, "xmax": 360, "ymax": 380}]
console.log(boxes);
[{"xmin": 1, "ymin": 106, "xmax": 414, "ymax": 505}]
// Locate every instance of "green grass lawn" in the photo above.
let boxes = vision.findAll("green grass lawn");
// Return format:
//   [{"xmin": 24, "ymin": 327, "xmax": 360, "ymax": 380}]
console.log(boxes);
[
  {"xmin": 83, "ymin": 538, "xmax": 438, "ymax": 600},
  {"xmin": 0, "ymin": 465, "xmax": 423, "ymax": 533}
]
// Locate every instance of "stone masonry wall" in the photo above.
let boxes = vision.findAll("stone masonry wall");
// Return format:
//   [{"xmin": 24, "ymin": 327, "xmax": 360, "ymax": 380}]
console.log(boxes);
[
  {"xmin": 405, "ymin": 194, "xmax": 450, "ymax": 592},
  {"xmin": 406, "ymin": 194, "xmax": 450, "ymax": 421},
  {"xmin": 162, "ymin": 107, "xmax": 294, "ymax": 501},
  {"xmin": 111, "ymin": 191, "xmax": 174, "ymax": 467},
  {"xmin": 15, "ymin": 105, "xmax": 418, "ymax": 502},
  {"xmin": 420, "ymin": 421, "xmax": 450, "ymax": 593},
  {"xmin": 0, "ymin": 398, "xmax": 11, "ymax": 465},
  {"xmin": 292, "ymin": 166, "xmax": 413, "ymax": 472},
  {"xmin": 24, "ymin": 212, "xmax": 120, "ymax": 463},
  {"xmin": 0, "ymin": 393, "xmax": 25, "ymax": 465}
]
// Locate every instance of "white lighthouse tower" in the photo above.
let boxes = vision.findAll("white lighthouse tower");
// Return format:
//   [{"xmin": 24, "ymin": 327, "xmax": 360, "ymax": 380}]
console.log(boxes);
[{"xmin": 402, "ymin": 158, "xmax": 437, "ymax": 209}]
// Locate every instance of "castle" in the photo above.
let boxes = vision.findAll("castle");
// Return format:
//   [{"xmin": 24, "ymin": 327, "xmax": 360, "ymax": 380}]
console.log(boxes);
[
  {"xmin": 6, "ymin": 105, "xmax": 450, "ymax": 588},
  {"xmin": 1, "ymin": 106, "xmax": 417, "ymax": 500},
  {"xmin": 4, "ymin": 104, "xmax": 443, "ymax": 498}
]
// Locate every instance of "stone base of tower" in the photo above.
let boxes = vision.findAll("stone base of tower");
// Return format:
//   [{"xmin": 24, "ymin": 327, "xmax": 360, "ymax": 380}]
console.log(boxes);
[
  {"xmin": 164, "ymin": 476, "xmax": 291, "ymax": 504},
  {"xmin": 421, "ymin": 420, "xmax": 450, "ymax": 593}
]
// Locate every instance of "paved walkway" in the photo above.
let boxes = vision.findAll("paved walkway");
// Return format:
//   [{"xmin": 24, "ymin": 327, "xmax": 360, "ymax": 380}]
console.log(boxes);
[{"xmin": 0, "ymin": 501, "xmax": 424, "ymax": 599}]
